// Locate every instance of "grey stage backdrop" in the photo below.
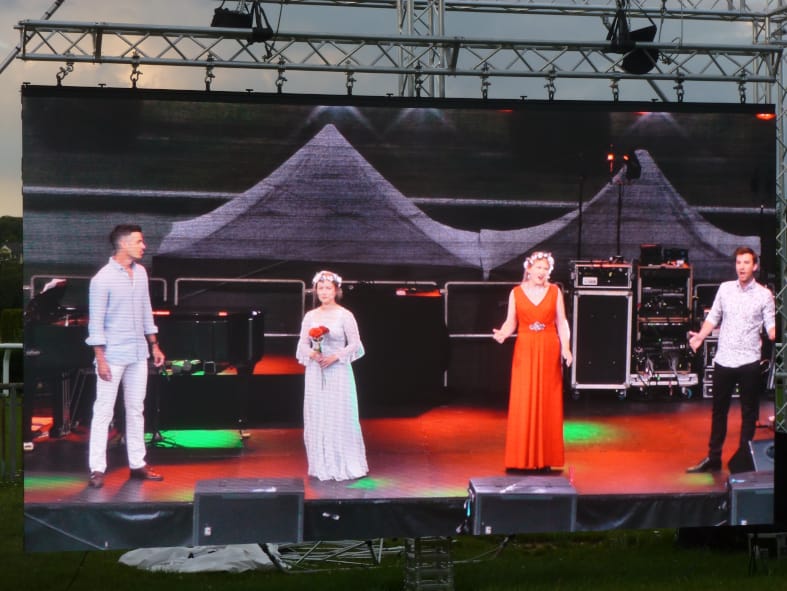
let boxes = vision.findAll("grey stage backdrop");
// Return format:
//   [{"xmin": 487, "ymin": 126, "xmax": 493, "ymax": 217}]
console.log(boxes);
[{"xmin": 22, "ymin": 87, "xmax": 777, "ymax": 291}]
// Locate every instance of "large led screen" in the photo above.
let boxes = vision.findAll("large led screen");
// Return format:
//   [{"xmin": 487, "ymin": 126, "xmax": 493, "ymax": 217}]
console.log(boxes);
[{"xmin": 22, "ymin": 85, "xmax": 779, "ymax": 551}]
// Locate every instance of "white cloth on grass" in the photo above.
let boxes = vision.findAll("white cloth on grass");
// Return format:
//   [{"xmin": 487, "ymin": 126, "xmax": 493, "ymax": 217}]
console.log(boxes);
[{"xmin": 118, "ymin": 544, "xmax": 278, "ymax": 573}]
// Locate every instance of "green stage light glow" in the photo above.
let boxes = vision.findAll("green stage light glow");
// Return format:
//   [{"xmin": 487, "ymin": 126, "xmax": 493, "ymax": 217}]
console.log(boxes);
[
  {"xmin": 25, "ymin": 474, "xmax": 84, "ymax": 490},
  {"xmin": 145, "ymin": 430, "xmax": 243, "ymax": 449},
  {"xmin": 680, "ymin": 473, "xmax": 717, "ymax": 486},
  {"xmin": 564, "ymin": 421, "xmax": 621, "ymax": 444},
  {"xmin": 347, "ymin": 477, "xmax": 391, "ymax": 490}
]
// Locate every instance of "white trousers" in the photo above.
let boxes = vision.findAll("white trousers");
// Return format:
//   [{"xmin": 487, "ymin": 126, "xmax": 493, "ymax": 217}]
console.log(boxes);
[{"xmin": 88, "ymin": 359, "xmax": 149, "ymax": 473}]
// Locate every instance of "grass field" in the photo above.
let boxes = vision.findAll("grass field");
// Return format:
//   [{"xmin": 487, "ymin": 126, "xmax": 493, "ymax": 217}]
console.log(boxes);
[{"xmin": 2, "ymin": 479, "xmax": 785, "ymax": 591}]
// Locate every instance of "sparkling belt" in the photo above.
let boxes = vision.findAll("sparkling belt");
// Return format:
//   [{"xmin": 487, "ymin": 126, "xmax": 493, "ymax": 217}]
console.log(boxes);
[{"xmin": 528, "ymin": 321, "xmax": 546, "ymax": 332}]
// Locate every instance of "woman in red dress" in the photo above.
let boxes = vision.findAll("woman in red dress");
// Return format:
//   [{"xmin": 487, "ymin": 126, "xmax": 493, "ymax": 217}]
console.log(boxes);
[{"xmin": 493, "ymin": 251, "xmax": 572, "ymax": 471}]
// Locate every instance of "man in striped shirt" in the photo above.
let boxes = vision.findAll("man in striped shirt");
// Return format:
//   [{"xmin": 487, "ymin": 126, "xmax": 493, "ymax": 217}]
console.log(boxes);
[{"xmin": 85, "ymin": 224, "xmax": 166, "ymax": 489}]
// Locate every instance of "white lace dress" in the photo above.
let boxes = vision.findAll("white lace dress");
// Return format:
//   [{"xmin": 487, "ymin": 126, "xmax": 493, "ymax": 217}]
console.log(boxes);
[{"xmin": 296, "ymin": 306, "xmax": 368, "ymax": 481}]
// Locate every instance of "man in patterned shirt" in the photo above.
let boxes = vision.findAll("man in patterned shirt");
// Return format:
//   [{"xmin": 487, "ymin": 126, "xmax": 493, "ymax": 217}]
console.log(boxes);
[
  {"xmin": 686, "ymin": 246, "xmax": 776, "ymax": 473},
  {"xmin": 85, "ymin": 224, "xmax": 166, "ymax": 488}
]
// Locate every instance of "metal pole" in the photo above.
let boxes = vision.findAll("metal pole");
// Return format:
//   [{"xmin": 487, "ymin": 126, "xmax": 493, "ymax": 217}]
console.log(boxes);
[
  {"xmin": 0, "ymin": 0, "xmax": 67, "ymax": 76},
  {"xmin": 616, "ymin": 182, "xmax": 623, "ymax": 256},
  {"xmin": 2, "ymin": 344, "xmax": 22, "ymax": 395}
]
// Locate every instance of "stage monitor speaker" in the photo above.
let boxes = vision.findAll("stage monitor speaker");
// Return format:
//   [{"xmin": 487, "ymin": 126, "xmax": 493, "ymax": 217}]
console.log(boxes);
[
  {"xmin": 750, "ymin": 439, "xmax": 775, "ymax": 472},
  {"xmin": 468, "ymin": 476, "xmax": 577, "ymax": 535},
  {"xmin": 728, "ymin": 439, "xmax": 775, "ymax": 474},
  {"xmin": 728, "ymin": 471, "xmax": 774, "ymax": 526},
  {"xmin": 571, "ymin": 291, "xmax": 632, "ymax": 389},
  {"xmin": 193, "ymin": 478, "xmax": 304, "ymax": 545}
]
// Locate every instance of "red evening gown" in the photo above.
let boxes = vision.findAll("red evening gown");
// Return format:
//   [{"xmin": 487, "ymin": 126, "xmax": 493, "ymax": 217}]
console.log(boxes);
[{"xmin": 504, "ymin": 283, "xmax": 565, "ymax": 470}]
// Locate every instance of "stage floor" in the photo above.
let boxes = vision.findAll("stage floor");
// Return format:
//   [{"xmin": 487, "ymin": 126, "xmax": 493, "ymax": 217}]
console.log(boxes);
[{"xmin": 23, "ymin": 395, "xmax": 776, "ymax": 551}]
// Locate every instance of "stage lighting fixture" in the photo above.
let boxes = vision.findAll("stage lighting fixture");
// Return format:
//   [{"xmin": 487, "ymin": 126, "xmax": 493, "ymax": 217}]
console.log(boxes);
[
  {"xmin": 605, "ymin": 1, "xmax": 660, "ymax": 75},
  {"xmin": 211, "ymin": 1, "xmax": 273, "ymax": 43},
  {"xmin": 623, "ymin": 151, "xmax": 641, "ymax": 180},
  {"xmin": 211, "ymin": 7, "xmax": 252, "ymax": 28}
]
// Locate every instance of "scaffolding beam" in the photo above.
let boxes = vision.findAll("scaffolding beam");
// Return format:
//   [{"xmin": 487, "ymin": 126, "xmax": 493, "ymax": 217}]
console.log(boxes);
[{"xmin": 9, "ymin": 0, "xmax": 787, "ymax": 429}]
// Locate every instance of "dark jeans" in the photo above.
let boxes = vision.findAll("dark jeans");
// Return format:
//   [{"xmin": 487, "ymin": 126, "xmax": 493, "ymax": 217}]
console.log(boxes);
[{"xmin": 708, "ymin": 361, "xmax": 761, "ymax": 462}]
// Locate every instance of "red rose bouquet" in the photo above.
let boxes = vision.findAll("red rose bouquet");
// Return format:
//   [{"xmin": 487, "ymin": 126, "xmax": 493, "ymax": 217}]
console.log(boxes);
[{"xmin": 309, "ymin": 326, "xmax": 330, "ymax": 353}]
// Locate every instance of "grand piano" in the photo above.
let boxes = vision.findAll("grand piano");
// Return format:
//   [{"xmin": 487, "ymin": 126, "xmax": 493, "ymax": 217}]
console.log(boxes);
[
  {"xmin": 24, "ymin": 280, "xmax": 91, "ymax": 437},
  {"xmin": 25, "ymin": 278, "xmax": 267, "ymax": 434}
]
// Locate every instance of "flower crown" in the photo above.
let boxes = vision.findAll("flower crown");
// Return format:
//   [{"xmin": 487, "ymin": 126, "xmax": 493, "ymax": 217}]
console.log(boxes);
[
  {"xmin": 312, "ymin": 270, "xmax": 342, "ymax": 287},
  {"xmin": 524, "ymin": 251, "xmax": 555, "ymax": 275}
]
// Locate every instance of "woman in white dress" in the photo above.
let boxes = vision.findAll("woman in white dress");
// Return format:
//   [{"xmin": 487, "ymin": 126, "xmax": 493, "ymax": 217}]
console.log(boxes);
[{"xmin": 296, "ymin": 270, "xmax": 368, "ymax": 481}]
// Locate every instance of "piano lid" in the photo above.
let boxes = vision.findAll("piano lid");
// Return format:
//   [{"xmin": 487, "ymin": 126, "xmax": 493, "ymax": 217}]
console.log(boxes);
[{"xmin": 25, "ymin": 279, "xmax": 86, "ymax": 325}]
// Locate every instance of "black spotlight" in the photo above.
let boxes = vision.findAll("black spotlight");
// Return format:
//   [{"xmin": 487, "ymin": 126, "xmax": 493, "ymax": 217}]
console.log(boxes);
[
  {"xmin": 621, "ymin": 25, "xmax": 659, "ymax": 76},
  {"xmin": 211, "ymin": 1, "xmax": 273, "ymax": 43},
  {"xmin": 606, "ymin": 2, "xmax": 660, "ymax": 75},
  {"xmin": 211, "ymin": 8, "xmax": 252, "ymax": 29}
]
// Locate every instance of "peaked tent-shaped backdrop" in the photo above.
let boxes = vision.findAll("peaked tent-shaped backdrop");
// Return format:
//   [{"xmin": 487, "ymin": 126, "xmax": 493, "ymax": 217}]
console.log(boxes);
[
  {"xmin": 155, "ymin": 124, "xmax": 483, "ymax": 281},
  {"xmin": 481, "ymin": 149, "xmax": 759, "ymax": 283},
  {"xmin": 156, "ymin": 126, "xmax": 758, "ymax": 285}
]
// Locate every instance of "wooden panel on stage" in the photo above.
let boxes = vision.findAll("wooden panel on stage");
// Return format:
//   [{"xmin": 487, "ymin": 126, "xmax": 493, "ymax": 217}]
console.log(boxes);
[{"xmin": 749, "ymin": 439, "xmax": 776, "ymax": 473}]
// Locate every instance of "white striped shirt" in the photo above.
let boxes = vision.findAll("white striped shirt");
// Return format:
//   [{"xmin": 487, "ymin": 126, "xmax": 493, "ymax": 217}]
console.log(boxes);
[{"xmin": 85, "ymin": 257, "xmax": 158, "ymax": 365}]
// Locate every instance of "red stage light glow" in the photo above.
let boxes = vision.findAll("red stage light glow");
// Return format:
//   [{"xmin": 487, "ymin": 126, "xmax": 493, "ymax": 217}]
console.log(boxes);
[
  {"xmin": 756, "ymin": 113, "xmax": 776, "ymax": 121},
  {"xmin": 395, "ymin": 288, "xmax": 442, "ymax": 298}
]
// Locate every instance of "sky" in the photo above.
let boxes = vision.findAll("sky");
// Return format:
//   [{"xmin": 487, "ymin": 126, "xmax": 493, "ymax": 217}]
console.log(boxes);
[
  {"xmin": 0, "ymin": 1, "xmax": 280, "ymax": 217},
  {"xmin": 0, "ymin": 1, "xmax": 759, "ymax": 218}
]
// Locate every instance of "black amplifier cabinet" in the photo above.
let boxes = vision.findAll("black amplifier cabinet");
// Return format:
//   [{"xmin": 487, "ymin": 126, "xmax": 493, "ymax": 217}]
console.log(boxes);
[
  {"xmin": 572, "ymin": 290, "xmax": 632, "ymax": 390},
  {"xmin": 573, "ymin": 262, "xmax": 632, "ymax": 290},
  {"xmin": 728, "ymin": 471, "xmax": 774, "ymax": 526},
  {"xmin": 468, "ymin": 476, "xmax": 577, "ymax": 535},
  {"xmin": 193, "ymin": 478, "xmax": 304, "ymax": 545}
]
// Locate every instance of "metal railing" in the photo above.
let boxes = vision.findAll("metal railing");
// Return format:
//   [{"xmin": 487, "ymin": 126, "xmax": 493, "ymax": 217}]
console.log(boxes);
[
  {"xmin": 0, "ymin": 382, "xmax": 22, "ymax": 481},
  {"xmin": 1, "ymin": 343, "xmax": 23, "ymax": 480}
]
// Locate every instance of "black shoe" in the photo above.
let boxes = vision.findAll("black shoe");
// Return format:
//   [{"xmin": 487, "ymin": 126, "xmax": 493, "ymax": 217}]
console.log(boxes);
[
  {"xmin": 129, "ymin": 465, "xmax": 164, "ymax": 481},
  {"xmin": 686, "ymin": 457, "xmax": 721, "ymax": 473},
  {"xmin": 88, "ymin": 471, "xmax": 105, "ymax": 489}
]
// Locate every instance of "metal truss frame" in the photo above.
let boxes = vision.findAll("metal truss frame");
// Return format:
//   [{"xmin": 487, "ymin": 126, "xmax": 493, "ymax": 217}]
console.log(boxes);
[
  {"xmin": 9, "ymin": 0, "xmax": 787, "ymax": 428},
  {"xmin": 773, "ymin": 71, "xmax": 787, "ymax": 433},
  {"xmin": 12, "ymin": 13, "xmax": 785, "ymax": 100}
]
